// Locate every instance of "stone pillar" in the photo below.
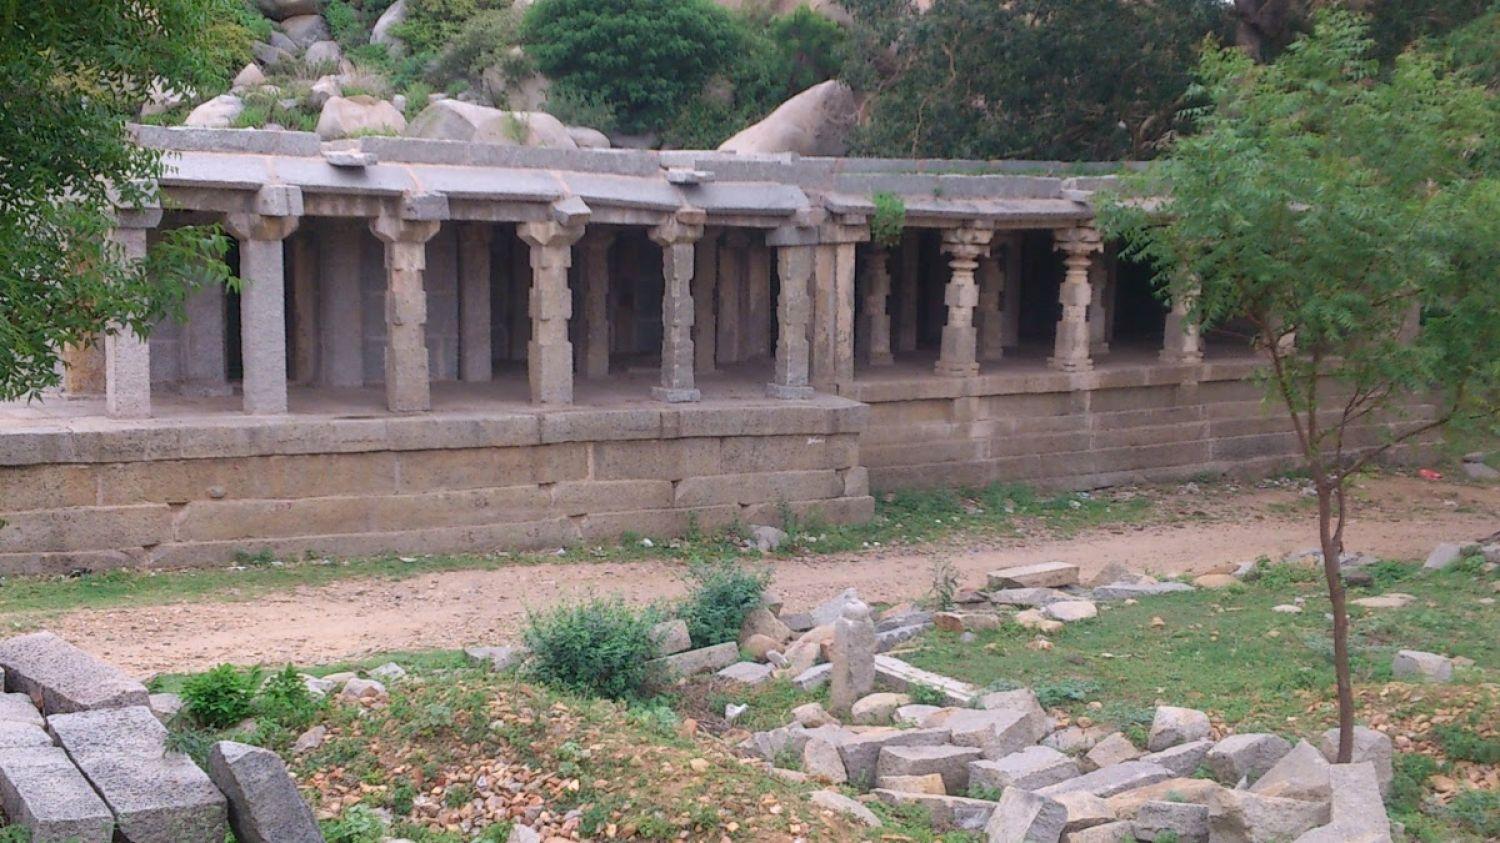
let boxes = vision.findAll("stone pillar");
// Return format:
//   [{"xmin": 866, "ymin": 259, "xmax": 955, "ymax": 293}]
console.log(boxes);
[
  {"xmin": 318, "ymin": 220, "xmax": 364, "ymax": 387},
  {"xmin": 649, "ymin": 213, "xmax": 705, "ymax": 402},
  {"xmin": 1049, "ymin": 226, "xmax": 1103, "ymax": 373},
  {"xmin": 692, "ymin": 229, "xmax": 718, "ymax": 375},
  {"xmin": 370, "ymin": 214, "xmax": 441, "ymax": 412},
  {"xmin": 861, "ymin": 245, "xmax": 894, "ymax": 367},
  {"xmin": 578, "ymin": 229, "xmax": 614, "ymax": 378},
  {"xmin": 829, "ymin": 598, "xmax": 876, "ymax": 718},
  {"xmin": 717, "ymin": 232, "xmax": 748, "ymax": 366},
  {"xmin": 896, "ymin": 231, "xmax": 920, "ymax": 353},
  {"xmin": 457, "ymin": 223, "xmax": 493, "ymax": 382},
  {"xmin": 1160, "ymin": 282, "xmax": 1203, "ymax": 365},
  {"xmin": 104, "ymin": 209, "xmax": 161, "ymax": 418},
  {"xmin": 1002, "ymin": 233, "xmax": 1023, "ymax": 348},
  {"xmin": 1088, "ymin": 252, "xmax": 1111, "ymax": 354},
  {"xmin": 766, "ymin": 228, "xmax": 816, "ymax": 399},
  {"xmin": 508, "ymin": 237, "xmax": 530, "ymax": 361},
  {"xmin": 976, "ymin": 248, "xmax": 1005, "ymax": 362},
  {"xmin": 61, "ymin": 342, "xmax": 106, "ymax": 396},
  {"xmin": 811, "ymin": 225, "xmax": 862, "ymax": 392},
  {"xmin": 289, "ymin": 234, "xmax": 318, "ymax": 384},
  {"xmin": 747, "ymin": 240, "xmax": 773, "ymax": 359},
  {"xmin": 935, "ymin": 226, "xmax": 994, "ymax": 378},
  {"xmin": 179, "ymin": 278, "xmax": 230, "ymax": 396},
  {"xmin": 226, "ymin": 205, "xmax": 300, "ymax": 415},
  {"xmin": 518, "ymin": 220, "xmax": 585, "ymax": 404}
]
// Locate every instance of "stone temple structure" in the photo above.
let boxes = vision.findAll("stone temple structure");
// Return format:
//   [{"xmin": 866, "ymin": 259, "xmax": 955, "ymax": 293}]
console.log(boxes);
[{"xmin": 0, "ymin": 127, "xmax": 1432, "ymax": 573}]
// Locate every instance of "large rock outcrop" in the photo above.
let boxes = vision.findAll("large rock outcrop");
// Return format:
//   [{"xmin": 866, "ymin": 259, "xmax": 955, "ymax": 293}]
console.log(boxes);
[
  {"xmin": 406, "ymin": 100, "xmax": 578, "ymax": 148},
  {"xmin": 718, "ymin": 80, "xmax": 858, "ymax": 158},
  {"xmin": 316, "ymin": 96, "xmax": 407, "ymax": 140}
]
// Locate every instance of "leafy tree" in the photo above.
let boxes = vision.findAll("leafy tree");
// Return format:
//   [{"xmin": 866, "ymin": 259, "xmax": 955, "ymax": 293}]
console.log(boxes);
[
  {"xmin": 843, "ymin": 0, "xmax": 1231, "ymax": 160},
  {"xmin": 1232, "ymin": 0, "xmax": 1494, "ymax": 64},
  {"xmin": 1099, "ymin": 13, "xmax": 1499, "ymax": 759},
  {"xmin": 0, "ymin": 0, "xmax": 240, "ymax": 400}
]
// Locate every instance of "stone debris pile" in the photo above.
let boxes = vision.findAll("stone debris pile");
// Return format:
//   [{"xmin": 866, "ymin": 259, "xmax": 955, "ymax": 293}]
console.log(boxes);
[{"xmin": 0, "ymin": 631, "xmax": 323, "ymax": 842}]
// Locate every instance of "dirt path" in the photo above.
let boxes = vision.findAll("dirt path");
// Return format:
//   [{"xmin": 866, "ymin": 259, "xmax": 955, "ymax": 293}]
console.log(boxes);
[{"xmin": 45, "ymin": 475, "xmax": 1500, "ymax": 676}]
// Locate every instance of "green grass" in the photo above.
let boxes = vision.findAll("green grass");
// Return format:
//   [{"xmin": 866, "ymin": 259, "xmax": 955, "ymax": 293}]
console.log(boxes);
[{"xmin": 0, "ymin": 482, "xmax": 1153, "ymax": 621}]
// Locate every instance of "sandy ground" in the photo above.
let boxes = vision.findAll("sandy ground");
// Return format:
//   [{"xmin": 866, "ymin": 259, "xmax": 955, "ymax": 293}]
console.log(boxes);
[{"xmin": 41, "ymin": 474, "xmax": 1500, "ymax": 676}]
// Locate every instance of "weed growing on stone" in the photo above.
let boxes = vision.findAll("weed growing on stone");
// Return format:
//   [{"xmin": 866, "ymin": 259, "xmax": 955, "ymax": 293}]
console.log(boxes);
[{"xmin": 180, "ymin": 663, "xmax": 261, "ymax": 728}]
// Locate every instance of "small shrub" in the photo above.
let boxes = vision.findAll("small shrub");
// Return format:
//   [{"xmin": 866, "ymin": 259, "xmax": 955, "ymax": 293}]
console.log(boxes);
[
  {"xmin": 908, "ymin": 683, "xmax": 947, "ymax": 706},
  {"xmin": 0, "ymin": 825, "xmax": 32, "ymax": 843},
  {"xmin": 1388, "ymin": 752, "xmax": 1438, "ymax": 815},
  {"xmin": 321, "ymin": 804, "xmax": 387, "ymax": 843},
  {"xmin": 542, "ymin": 83, "xmax": 618, "ymax": 133},
  {"xmin": 1447, "ymin": 788, "xmax": 1500, "ymax": 838},
  {"xmin": 1436, "ymin": 725, "xmax": 1500, "ymax": 764},
  {"xmin": 433, "ymin": 7, "xmax": 528, "ymax": 85},
  {"xmin": 1034, "ymin": 678, "xmax": 1101, "ymax": 708},
  {"xmin": 324, "ymin": 0, "xmax": 365, "ymax": 48},
  {"xmin": 927, "ymin": 557, "xmax": 959, "ymax": 611},
  {"xmin": 522, "ymin": 598, "xmax": 659, "ymax": 699},
  {"xmin": 389, "ymin": 780, "xmax": 416, "ymax": 815},
  {"xmin": 870, "ymin": 192, "xmax": 907, "ymax": 247},
  {"xmin": 181, "ymin": 664, "xmax": 261, "ymax": 729},
  {"xmin": 396, "ymin": 0, "xmax": 512, "ymax": 57},
  {"xmin": 255, "ymin": 665, "xmax": 320, "ymax": 730},
  {"xmin": 677, "ymin": 561, "xmax": 771, "ymax": 648}
]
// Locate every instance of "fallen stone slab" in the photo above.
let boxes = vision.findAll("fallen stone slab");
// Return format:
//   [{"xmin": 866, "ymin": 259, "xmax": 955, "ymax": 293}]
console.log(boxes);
[
  {"xmin": 1140, "ymin": 739, "xmax": 1213, "ymax": 777},
  {"xmin": 716, "ymin": 661, "xmax": 775, "ymax": 686},
  {"xmin": 1043, "ymin": 600, "xmax": 1098, "ymax": 622},
  {"xmin": 1422, "ymin": 542, "xmax": 1464, "ymax": 570},
  {"xmin": 1314, "ymin": 726, "xmax": 1392, "ymax": 796},
  {"xmin": 147, "ymin": 693, "xmax": 183, "ymax": 724},
  {"xmin": 877, "ymin": 772, "xmax": 946, "ymax": 794},
  {"xmin": 924, "ymin": 707, "xmax": 1042, "ymax": 759},
  {"xmin": 1249, "ymin": 740, "xmax": 1331, "ymax": 802},
  {"xmin": 876, "ymin": 623, "xmax": 931, "ymax": 653},
  {"xmin": 987, "ymin": 561, "xmax": 1080, "ymax": 589},
  {"xmin": 1135, "ymin": 800, "xmax": 1209, "ymax": 843},
  {"xmin": 837, "ymin": 727, "xmax": 952, "ymax": 790},
  {"xmin": 206, "ymin": 741, "xmax": 321, "ymax": 843},
  {"xmin": 809, "ymin": 789, "xmax": 880, "ymax": 828},
  {"xmin": 985, "ymin": 786, "xmax": 1067, "ymax": 842},
  {"xmin": 1090, "ymin": 582, "xmax": 1195, "ymax": 601},
  {"xmin": 877, "ymin": 744, "xmax": 981, "ymax": 795},
  {"xmin": 1207, "ymin": 787, "xmax": 1328, "ymax": 842},
  {"xmin": 1037, "ymin": 760, "xmax": 1174, "ymax": 799},
  {"xmin": 743, "ymin": 725, "xmax": 813, "ymax": 763},
  {"xmin": 1053, "ymin": 789, "xmax": 1113, "ymax": 832},
  {"xmin": 1391, "ymin": 649, "xmax": 1453, "ymax": 683},
  {"xmin": 968, "ymin": 745, "xmax": 1079, "ymax": 792},
  {"xmin": 1104, "ymin": 777, "xmax": 1223, "ymax": 818},
  {"xmin": 1205, "ymin": 733, "xmax": 1292, "ymax": 783},
  {"xmin": 810, "ymin": 588, "xmax": 863, "ymax": 628},
  {"xmin": 802, "ymin": 737, "xmax": 847, "ymax": 783},
  {"xmin": 894, "ymin": 703, "xmax": 942, "ymax": 725},
  {"xmin": 0, "ymin": 721, "xmax": 53, "ymax": 749},
  {"xmin": 1083, "ymin": 732, "xmax": 1141, "ymax": 771},
  {"xmin": 1148, "ymin": 705, "xmax": 1211, "ymax": 751},
  {"xmin": 0, "ymin": 632, "xmax": 149, "ymax": 715},
  {"xmin": 0, "ymin": 746, "xmax": 114, "ymax": 843},
  {"xmin": 792, "ymin": 663, "xmax": 831, "ymax": 691},
  {"xmin": 464, "ymin": 646, "xmax": 523, "ymax": 671},
  {"xmin": 0, "ymin": 693, "xmax": 44, "ymax": 726},
  {"xmin": 1292, "ymin": 762, "xmax": 1391, "ymax": 843},
  {"xmin": 649, "ymin": 620, "xmax": 692, "ymax": 657},
  {"xmin": 873, "ymin": 655, "xmax": 978, "ymax": 705},
  {"xmin": 871, "ymin": 789, "xmax": 997, "ymax": 831},
  {"xmin": 851, "ymin": 692, "xmax": 910, "ymax": 725},
  {"xmin": 46, "ymin": 706, "xmax": 227, "ymax": 843},
  {"xmin": 1064, "ymin": 820, "xmax": 1133, "ymax": 842},
  {"xmin": 989, "ymin": 587, "xmax": 1072, "ymax": 607},
  {"xmin": 1350, "ymin": 593, "xmax": 1416, "ymax": 609},
  {"xmin": 876, "ymin": 610, "xmax": 933, "ymax": 633},
  {"xmin": 647, "ymin": 641, "xmax": 738, "ymax": 679}
]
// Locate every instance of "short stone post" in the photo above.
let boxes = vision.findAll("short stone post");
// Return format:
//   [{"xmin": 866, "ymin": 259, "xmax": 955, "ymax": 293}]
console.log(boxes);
[
  {"xmin": 370, "ymin": 213, "xmax": 441, "ymax": 412},
  {"xmin": 1160, "ymin": 282, "xmax": 1203, "ymax": 364},
  {"xmin": 1049, "ymin": 226, "xmax": 1103, "ymax": 373},
  {"xmin": 518, "ymin": 220, "xmax": 585, "ymax": 404},
  {"xmin": 935, "ymin": 226, "xmax": 994, "ymax": 377},
  {"xmin": 457, "ymin": 223, "xmax": 493, "ymax": 382},
  {"xmin": 104, "ymin": 207, "xmax": 162, "ymax": 418},
  {"xmin": 896, "ymin": 231, "xmax": 920, "ymax": 353},
  {"xmin": 692, "ymin": 229, "xmax": 718, "ymax": 375},
  {"xmin": 829, "ymin": 599, "xmax": 876, "ymax": 718},
  {"xmin": 861, "ymin": 245, "xmax": 894, "ymax": 366},
  {"xmin": 318, "ymin": 220, "xmax": 365, "ymax": 387},
  {"xmin": 226, "ymin": 188, "xmax": 301, "ymax": 415},
  {"xmin": 649, "ymin": 212, "xmax": 705, "ymax": 402},
  {"xmin": 976, "ymin": 248, "xmax": 1006, "ymax": 362},
  {"xmin": 767, "ymin": 227, "xmax": 816, "ymax": 399},
  {"xmin": 578, "ymin": 229, "xmax": 614, "ymax": 379}
]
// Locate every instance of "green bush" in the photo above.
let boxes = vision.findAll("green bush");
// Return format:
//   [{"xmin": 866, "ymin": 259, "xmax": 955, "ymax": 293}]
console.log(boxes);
[
  {"xmin": 324, "ymin": 0, "xmax": 366, "ymax": 47},
  {"xmin": 433, "ymin": 7, "xmax": 529, "ymax": 87},
  {"xmin": 522, "ymin": 598, "xmax": 660, "ymax": 699},
  {"xmin": 397, "ymin": 0, "xmax": 512, "ymax": 58},
  {"xmin": 181, "ymin": 664, "xmax": 261, "ymax": 729},
  {"xmin": 678, "ymin": 560, "xmax": 770, "ymax": 648},
  {"xmin": 254, "ymin": 665, "xmax": 321, "ymax": 730},
  {"xmin": 543, "ymin": 82, "xmax": 619, "ymax": 133},
  {"xmin": 321, "ymin": 804, "xmax": 387, "ymax": 843},
  {"xmin": 1447, "ymin": 788, "xmax": 1500, "ymax": 838}
]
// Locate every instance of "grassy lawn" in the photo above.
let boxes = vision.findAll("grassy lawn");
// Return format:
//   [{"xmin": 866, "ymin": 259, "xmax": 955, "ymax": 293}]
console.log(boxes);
[
  {"xmin": 901, "ymin": 557, "xmax": 1498, "ymax": 841},
  {"xmin": 0, "ymin": 482, "xmax": 1153, "ymax": 619}
]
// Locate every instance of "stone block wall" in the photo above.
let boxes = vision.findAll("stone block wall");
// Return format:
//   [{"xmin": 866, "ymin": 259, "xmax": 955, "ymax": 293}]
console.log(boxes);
[{"xmin": 0, "ymin": 399, "xmax": 872, "ymax": 574}]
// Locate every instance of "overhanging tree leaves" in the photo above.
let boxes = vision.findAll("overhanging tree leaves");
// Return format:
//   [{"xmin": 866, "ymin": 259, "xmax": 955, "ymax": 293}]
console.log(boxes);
[
  {"xmin": 1100, "ymin": 13, "xmax": 1499, "ymax": 759},
  {"xmin": 0, "ymin": 0, "xmax": 244, "ymax": 401}
]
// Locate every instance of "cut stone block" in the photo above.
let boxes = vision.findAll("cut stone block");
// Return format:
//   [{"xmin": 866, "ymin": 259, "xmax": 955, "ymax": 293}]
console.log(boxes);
[
  {"xmin": 876, "ymin": 772, "xmax": 946, "ymax": 794},
  {"xmin": 1292, "ymin": 762, "xmax": 1392, "ymax": 843},
  {"xmin": 1249, "ymin": 740, "xmax": 1330, "ymax": 802},
  {"xmin": 924, "ymin": 707, "xmax": 1042, "ymax": 759},
  {"xmin": 0, "ymin": 632, "xmax": 149, "ymax": 715},
  {"xmin": 647, "ymin": 641, "xmax": 738, "ymax": 678},
  {"xmin": 987, "ymin": 561, "xmax": 1080, "ymax": 589},
  {"xmin": 716, "ymin": 661, "xmax": 774, "ymax": 686},
  {"xmin": 1140, "ymin": 739, "xmax": 1212, "ymax": 777},
  {"xmin": 0, "ymin": 693, "xmax": 43, "ymax": 726},
  {"xmin": 1314, "ymin": 726, "xmax": 1392, "ymax": 797},
  {"xmin": 873, "ymin": 655, "xmax": 978, "ymax": 705},
  {"xmin": 792, "ymin": 663, "xmax": 831, "ymax": 691},
  {"xmin": 649, "ymin": 620, "xmax": 691, "ymax": 657},
  {"xmin": 1043, "ymin": 601, "xmax": 1098, "ymax": 622},
  {"xmin": 1083, "ymin": 733, "xmax": 1141, "ymax": 771},
  {"xmin": 877, "ymin": 744, "xmax": 981, "ymax": 795},
  {"xmin": 1036, "ymin": 760, "xmax": 1173, "ymax": 799},
  {"xmin": 1206, "ymin": 733, "xmax": 1292, "ymax": 783},
  {"xmin": 1148, "ymin": 705, "xmax": 1210, "ymax": 751},
  {"xmin": 876, "ymin": 623, "xmax": 930, "ymax": 652},
  {"xmin": 985, "ymin": 786, "xmax": 1067, "ymax": 842},
  {"xmin": 810, "ymin": 588, "xmax": 863, "ymax": 628},
  {"xmin": 1104, "ymin": 777, "xmax": 1222, "ymax": 819},
  {"xmin": 1053, "ymin": 790, "xmax": 1113, "ymax": 832},
  {"xmin": 851, "ymin": 692, "xmax": 911, "ymax": 725},
  {"xmin": 0, "ymin": 746, "xmax": 114, "ymax": 843},
  {"xmin": 1135, "ymin": 800, "xmax": 1209, "ymax": 843},
  {"xmin": 1206, "ymin": 787, "xmax": 1328, "ymax": 842},
  {"xmin": 463, "ymin": 646, "xmax": 523, "ymax": 671},
  {"xmin": 802, "ymin": 737, "xmax": 847, "ymax": 784},
  {"xmin": 46, "ymin": 706, "xmax": 228, "ymax": 843},
  {"xmin": 969, "ymin": 745, "xmax": 1079, "ymax": 792},
  {"xmin": 205, "ymin": 741, "xmax": 322, "ymax": 843},
  {"xmin": 837, "ymin": 727, "xmax": 952, "ymax": 790},
  {"xmin": 1064, "ymin": 821, "xmax": 1133, "ymax": 842},
  {"xmin": 147, "ymin": 693, "xmax": 183, "ymax": 724},
  {"xmin": 989, "ymin": 587, "xmax": 1071, "ymax": 607},
  {"xmin": 894, "ymin": 704, "xmax": 942, "ymax": 725},
  {"xmin": 871, "ymin": 789, "xmax": 997, "ymax": 831},
  {"xmin": 1422, "ymin": 542, "xmax": 1463, "ymax": 570},
  {"xmin": 977, "ymin": 688, "xmax": 1048, "ymax": 734},
  {"xmin": 0, "ymin": 721, "xmax": 53, "ymax": 748},
  {"xmin": 1090, "ymin": 582, "xmax": 1195, "ymax": 601},
  {"xmin": 809, "ymin": 789, "xmax": 880, "ymax": 828},
  {"xmin": 1391, "ymin": 649, "xmax": 1453, "ymax": 683}
]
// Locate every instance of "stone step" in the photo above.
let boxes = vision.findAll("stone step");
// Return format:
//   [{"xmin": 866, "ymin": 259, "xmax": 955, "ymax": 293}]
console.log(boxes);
[
  {"xmin": 0, "ymin": 746, "xmax": 114, "ymax": 842},
  {"xmin": 0, "ymin": 632, "xmax": 149, "ymax": 715}
]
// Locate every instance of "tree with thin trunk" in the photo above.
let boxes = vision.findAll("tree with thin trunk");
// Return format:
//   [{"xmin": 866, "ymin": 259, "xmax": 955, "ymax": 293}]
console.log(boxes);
[{"xmin": 1099, "ymin": 12, "xmax": 1500, "ymax": 760}]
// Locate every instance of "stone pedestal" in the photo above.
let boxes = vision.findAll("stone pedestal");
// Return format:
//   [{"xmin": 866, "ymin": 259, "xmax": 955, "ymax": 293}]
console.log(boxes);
[
  {"xmin": 458, "ymin": 223, "xmax": 493, "ymax": 382},
  {"xmin": 650, "ymin": 214, "xmax": 704, "ymax": 403},
  {"xmin": 861, "ymin": 245, "xmax": 894, "ymax": 366},
  {"xmin": 104, "ymin": 215, "xmax": 160, "ymax": 419},
  {"xmin": 370, "ymin": 214, "xmax": 441, "ymax": 412},
  {"xmin": 578, "ymin": 230, "xmax": 614, "ymax": 379},
  {"xmin": 1049, "ymin": 226, "xmax": 1102, "ymax": 373},
  {"xmin": 518, "ymin": 220, "xmax": 585, "ymax": 404},
  {"xmin": 318, "ymin": 220, "xmax": 365, "ymax": 388},
  {"xmin": 767, "ymin": 230, "xmax": 816, "ymax": 399},
  {"xmin": 935, "ymin": 226, "xmax": 993, "ymax": 378},
  {"xmin": 225, "ymin": 210, "xmax": 300, "ymax": 415}
]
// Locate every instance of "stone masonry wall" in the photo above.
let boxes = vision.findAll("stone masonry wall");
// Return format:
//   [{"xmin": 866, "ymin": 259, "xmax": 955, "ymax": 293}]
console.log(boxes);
[{"xmin": 0, "ymin": 399, "xmax": 872, "ymax": 574}]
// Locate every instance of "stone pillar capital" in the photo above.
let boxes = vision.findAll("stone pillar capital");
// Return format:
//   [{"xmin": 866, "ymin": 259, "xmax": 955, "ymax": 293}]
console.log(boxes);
[
  {"xmin": 369, "ymin": 214, "xmax": 440, "ymax": 246},
  {"xmin": 1052, "ymin": 225, "xmax": 1103, "ymax": 256},
  {"xmin": 649, "ymin": 213, "xmax": 704, "ymax": 247},
  {"xmin": 940, "ymin": 226, "xmax": 994, "ymax": 259},
  {"xmin": 225, "ymin": 213, "xmax": 300, "ymax": 243},
  {"xmin": 518, "ymin": 220, "xmax": 586, "ymax": 250},
  {"xmin": 816, "ymin": 222, "xmax": 870, "ymax": 245}
]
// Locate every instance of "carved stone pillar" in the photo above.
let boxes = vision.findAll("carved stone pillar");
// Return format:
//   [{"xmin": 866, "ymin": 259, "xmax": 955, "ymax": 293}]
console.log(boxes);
[
  {"xmin": 518, "ymin": 220, "xmax": 585, "ymax": 404},
  {"xmin": 369, "ymin": 214, "xmax": 441, "ymax": 412},
  {"xmin": 104, "ymin": 207, "xmax": 162, "ymax": 418},
  {"xmin": 226, "ymin": 190, "xmax": 301, "ymax": 414},
  {"xmin": 692, "ymin": 229, "xmax": 718, "ymax": 375},
  {"xmin": 578, "ymin": 229, "xmax": 615, "ymax": 379},
  {"xmin": 457, "ymin": 223, "xmax": 493, "ymax": 382},
  {"xmin": 717, "ymin": 231, "xmax": 749, "ymax": 365},
  {"xmin": 649, "ymin": 212, "xmax": 705, "ymax": 402},
  {"xmin": 1160, "ymin": 282, "xmax": 1203, "ymax": 365},
  {"xmin": 767, "ymin": 227, "xmax": 816, "ymax": 399},
  {"xmin": 1088, "ymin": 253, "xmax": 1111, "ymax": 354},
  {"xmin": 935, "ymin": 226, "xmax": 994, "ymax": 377},
  {"xmin": 746, "ymin": 240, "xmax": 773, "ymax": 359},
  {"xmin": 811, "ymin": 224, "xmax": 863, "ymax": 392},
  {"xmin": 861, "ymin": 245, "xmax": 894, "ymax": 366},
  {"xmin": 976, "ymin": 247, "xmax": 1005, "ymax": 362},
  {"xmin": 1049, "ymin": 226, "xmax": 1103, "ymax": 373}
]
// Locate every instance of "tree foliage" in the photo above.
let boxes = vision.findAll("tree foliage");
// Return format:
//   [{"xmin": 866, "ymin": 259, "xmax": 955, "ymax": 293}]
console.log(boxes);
[
  {"xmin": 0, "ymin": 0, "xmax": 239, "ymax": 400},
  {"xmin": 1099, "ymin": 12, "xmax": 1499, "ymax": 759}
]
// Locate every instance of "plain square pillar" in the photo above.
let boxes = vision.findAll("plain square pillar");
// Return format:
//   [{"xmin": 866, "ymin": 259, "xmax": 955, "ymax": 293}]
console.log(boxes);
[
  {"xmin": 370, "ymin": 214, "xmax": 442, "ymax": 412},
  {"xmin": 896, "ymin": 231, "xmax": 920, "ymax": 353},
  {"xmin": 179, "ymin": 278, "xmax": 230, "ymax": 396},
  {"xmin": 1088, "ymin": 252, "xmax": 1111, "ymax": 354},
  {"xmin": 518, "ymin": 220, "xmax": 585, "ymax": 404},
  {"xmin": 1001, "ymin": 233, "xmax": 1023, "ymax": 348},
  {"xmin": 692, "ymin": 229, "xmax": 718, "ymax": 374},
  {"xmin": 318, "ymin": 220, "xmax": 365, "ymax": 387},
  {"xmin": 458, "ymin": 223, "xmax": 493, "ymax": 382},
  {"xmin": 1049, "ymin": 226, "xmax": 1103, "ymax": 373},
  {"xmin": 935, "ymin": 226, "xmax": 993, "ymax": 378},
  {"xmin": 104, "ymin": 212, "xmax": 160, "ymax": 418},
  {"xmin": 810, "ymin": 227, "xmax": 861, "ymax": 392},
  {"xmin": 650, "ymin": 213, "xmax": 705, "ymax": 402},
  {"xmin": 717, "ymin": 232, "xmax": 748, "ymax": 366},
  {"xmin": 747, "ymin": 240, "xmax": 773, "ymax": 359},
  {"xmin": 289, "ymin": 234, "xmax": 318, "ymax": 384},
  {"xmin": 226, "ymin": 211, "xmax": 300, "ymax": 414},
  {"xmin": 578, "ymin": 229, "xmax": 614, "ymax": 379}
]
